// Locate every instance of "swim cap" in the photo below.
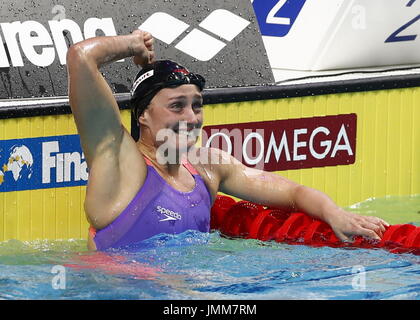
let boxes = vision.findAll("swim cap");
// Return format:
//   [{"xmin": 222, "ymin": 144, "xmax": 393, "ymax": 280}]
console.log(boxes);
[{"xmin": 130, "ymin": 60, "xmax": 206, "ymax": 123}]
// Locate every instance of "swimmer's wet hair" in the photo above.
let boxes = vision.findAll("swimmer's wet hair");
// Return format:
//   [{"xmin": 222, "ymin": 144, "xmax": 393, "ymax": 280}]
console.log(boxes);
[{"xmin": 130, "ymin": 60, "xmax": 206, "ymax": 125}]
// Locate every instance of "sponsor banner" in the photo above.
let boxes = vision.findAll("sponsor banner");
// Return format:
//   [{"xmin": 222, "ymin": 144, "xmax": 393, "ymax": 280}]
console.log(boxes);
[
  {"xmin": 252, "ymin": 0, "xmax": 420, "ymax": 71},
  {"xmin": 202, "ymin": 114, "xmax": 357, "ymax": 171},
  {"xmin": 0, "ymin": 0, "xmax": 272, "ymax": 100},
  {"xmin": 0, "ymin": 135, "xmax": 87, "ymax": 192}
]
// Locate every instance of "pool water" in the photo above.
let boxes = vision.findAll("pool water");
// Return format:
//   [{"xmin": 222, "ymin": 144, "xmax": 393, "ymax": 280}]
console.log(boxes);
[
  {"xmin": 0, "ymin": 195, "xmax": 419, "ymax": 300},
  {"xmin": 346, "ymin": 194, "xmax": 420, "ymax": 225}
]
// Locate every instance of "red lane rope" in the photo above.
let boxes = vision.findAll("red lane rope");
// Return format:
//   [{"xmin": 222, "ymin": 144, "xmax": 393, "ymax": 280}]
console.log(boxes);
[{"xmin": 211, "ymin": 195, "xmax": 420, "ymax": 255}]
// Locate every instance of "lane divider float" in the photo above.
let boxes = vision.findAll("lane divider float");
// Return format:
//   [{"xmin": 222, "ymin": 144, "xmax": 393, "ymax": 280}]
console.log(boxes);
[{"xmin": 211, "ymin": 195, "xmax": 420, "ymax": 255}]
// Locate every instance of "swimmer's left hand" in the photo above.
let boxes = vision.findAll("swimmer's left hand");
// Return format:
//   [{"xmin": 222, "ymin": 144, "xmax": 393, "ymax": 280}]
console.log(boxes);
[{"xmin": 326, "ymin": 209, "xmax": 390, "ymax": 242}]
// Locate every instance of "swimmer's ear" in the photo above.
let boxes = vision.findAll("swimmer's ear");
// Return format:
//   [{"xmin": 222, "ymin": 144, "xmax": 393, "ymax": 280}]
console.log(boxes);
[{"xmin": 138, "ymin": 110, "xmax": 148, "ymax": 127}]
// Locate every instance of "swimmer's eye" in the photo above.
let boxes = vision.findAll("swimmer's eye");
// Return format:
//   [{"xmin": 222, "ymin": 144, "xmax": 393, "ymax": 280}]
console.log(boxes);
[
  {"xmin": 169, "ymin": 102, "xmax": 185, "ymax": 111},
  {"xmin": 169, "ymin": 101, "xmax": 203, "ymax": 114},
  {"xmin": 192, "ymin": 102, "xmax": 203, "ymax": 113}
]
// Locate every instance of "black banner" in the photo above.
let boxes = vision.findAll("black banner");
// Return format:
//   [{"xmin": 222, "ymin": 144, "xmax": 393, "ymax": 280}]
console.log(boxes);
[{"xmin": 0, "ymin": 0, "xmax": 273, "ymax": 100}]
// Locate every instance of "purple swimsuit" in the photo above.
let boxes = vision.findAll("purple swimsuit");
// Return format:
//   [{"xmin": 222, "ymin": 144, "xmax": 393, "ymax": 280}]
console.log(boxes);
[{"xmin": 91, "ymin": 158, "xmax": 212, "ymax": 250}]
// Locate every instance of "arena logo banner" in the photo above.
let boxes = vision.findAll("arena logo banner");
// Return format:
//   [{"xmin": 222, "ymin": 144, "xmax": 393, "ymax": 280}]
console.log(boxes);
[
  {"xmin": 0, "ymin": 135, "xmax": 88, "ymax": 192},
  {"xmin": 202, "ymin": 114, "xmax": 357, "ymax": 172},
  {"xmin": 0, "ymin": 0, "xmax": 272, "ymax": 100},
  {"xmin": 252, "ymin": 0, "xmax": 420, "ymax": 71}
]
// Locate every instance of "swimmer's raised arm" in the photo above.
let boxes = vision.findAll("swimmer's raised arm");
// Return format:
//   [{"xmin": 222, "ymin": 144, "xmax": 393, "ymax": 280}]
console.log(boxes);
[
  {"xmin": 213, "ymin": 149, "xmax": 389, "ymax": 242},
  {"xmin": 67, "ymin": 31, "xmax": 155, "ymax": 230},
  {"xmin": 67, "ymin": 31, "xmax": 154, "ymax": 167}
]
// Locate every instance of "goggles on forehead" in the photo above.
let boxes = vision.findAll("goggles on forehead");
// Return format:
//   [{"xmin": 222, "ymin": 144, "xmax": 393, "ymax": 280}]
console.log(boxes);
[{"xmin": 131, "ymin": 71, "xmax": 205, "ymax": 102}]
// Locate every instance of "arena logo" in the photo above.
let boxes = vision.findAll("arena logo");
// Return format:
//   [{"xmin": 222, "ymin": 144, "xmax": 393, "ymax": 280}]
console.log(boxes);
[
  {"xmin": 139, "ymin": 9, "xmax": 250, "ymax": 61},
  {"xmin": 0, "ymin": 17, "xmax": 119, "ymax": 67},
  {"xmin": 202, "ymin": 114, "xmax": 357, "ymax": 171},
  {"xmin": 0, "ymin": 8, "xmax": 250, "ymax": 67},
  {"xmin": 0, "ymin": 135, "xmax": 88, "ymax": 192}
]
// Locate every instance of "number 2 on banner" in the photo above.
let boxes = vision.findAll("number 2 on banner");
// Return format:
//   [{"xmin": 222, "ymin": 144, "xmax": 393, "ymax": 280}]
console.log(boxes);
[
  {"xmin": 266, "ymin": 0, "xmax": 291, "ymax": 25},
  {"xmin": 385, "ymin": 0, "xmax": 419, "ymax": 42},
  {"xmin": 252, "ymin": 0, "xmax": 306, "ymax": 37}
]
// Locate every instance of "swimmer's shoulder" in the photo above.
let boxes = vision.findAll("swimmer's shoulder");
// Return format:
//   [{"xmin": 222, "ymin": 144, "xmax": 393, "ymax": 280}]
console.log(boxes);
[
  {"xmin": 187, "ymin": 147, "xmax": 238, "ymax": 196},
  {"xmin": 190, "ymin": 147, "xmax": 240, "ymax": 171},
  {"xmin": 189, "ymin": 147, "xmax": 233, "ymax": 165}
]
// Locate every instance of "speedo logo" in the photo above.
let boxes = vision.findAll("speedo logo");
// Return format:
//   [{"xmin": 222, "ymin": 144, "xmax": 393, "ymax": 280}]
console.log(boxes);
[
  {"xmin": 156, "ymin": 206, "xmax": 182, "ymax": 222},
  {"xmin": 139, "ymin": 9, "xmax": 250, "ymax": 61}
]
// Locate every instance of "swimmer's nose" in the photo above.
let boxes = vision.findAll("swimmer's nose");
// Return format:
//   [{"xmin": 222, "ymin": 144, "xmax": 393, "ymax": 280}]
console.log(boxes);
[{"xmin": 182, "ymin": 105, "xmax": 201, "ymax": 124}]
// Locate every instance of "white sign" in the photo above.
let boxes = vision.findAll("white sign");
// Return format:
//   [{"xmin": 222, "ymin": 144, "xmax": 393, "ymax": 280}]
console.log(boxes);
[{"xmin": 252, "ymin": 0, "xmax": 420, "ymax": 71}]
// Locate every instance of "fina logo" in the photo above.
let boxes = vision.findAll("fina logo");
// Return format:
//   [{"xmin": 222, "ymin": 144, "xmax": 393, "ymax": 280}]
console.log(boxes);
[
  {"xmin": 0, "ymin": 135, "xmax": 88, "ymax": 192},
  {"xmin": 139, "ymin": 9, "xmax": 250, "ymax": 61},
  {"xmin": 0, "ymin": 145, "xmax": 34, "ymax": 186}
]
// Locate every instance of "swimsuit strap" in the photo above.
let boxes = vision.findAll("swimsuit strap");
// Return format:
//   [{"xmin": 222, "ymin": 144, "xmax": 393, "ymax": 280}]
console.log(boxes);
[
  {"xmin": 143, "ymin": 155, "xmax": 199, "ymax": 175},
  {"xmin": 182, "ymin": 159, "xmax": 199, "ymax": 175},
  {"xmin": 143, "ymin": 156, "xmax": 153, "ymax": 166},
  {"xmin": 89, "ymin": 226, "xmax": 97, "ymax": 236}
]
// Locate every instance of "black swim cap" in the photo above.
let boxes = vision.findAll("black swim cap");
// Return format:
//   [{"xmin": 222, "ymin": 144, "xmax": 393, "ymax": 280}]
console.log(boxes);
[{"xmin": 130, "ymin": 60, "xmax": 206, "ymax": 123}]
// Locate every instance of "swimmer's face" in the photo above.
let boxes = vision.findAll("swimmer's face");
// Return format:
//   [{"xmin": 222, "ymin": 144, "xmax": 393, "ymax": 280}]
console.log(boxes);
[{"xmin": 139, "ymin": 84, "xmax": 203, "ymax": 151}]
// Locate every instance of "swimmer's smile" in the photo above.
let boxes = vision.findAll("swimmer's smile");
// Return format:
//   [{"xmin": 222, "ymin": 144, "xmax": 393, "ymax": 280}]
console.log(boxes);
[
  {"xmin": 172, "ymin": 125, "xmax": 200, "ymax": 138},
  {"xmin": 166, "ymin": 115, "xmax": 202, "ymax": 141}
]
